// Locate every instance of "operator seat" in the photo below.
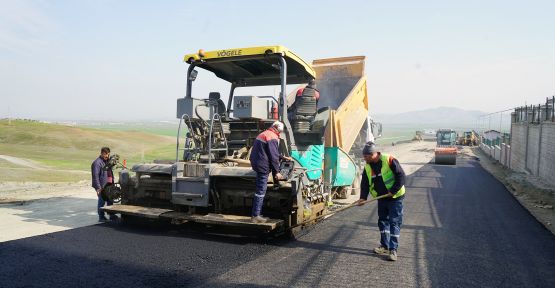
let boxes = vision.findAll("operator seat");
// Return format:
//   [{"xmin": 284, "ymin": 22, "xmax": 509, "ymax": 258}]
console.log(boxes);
[
  {"xmin": 208, "ymin": 92, "xmax": 227, "ymax": 119},
  {"xmin": 291, "ymin": 85, "xmax": 318, "ymax": 132}
]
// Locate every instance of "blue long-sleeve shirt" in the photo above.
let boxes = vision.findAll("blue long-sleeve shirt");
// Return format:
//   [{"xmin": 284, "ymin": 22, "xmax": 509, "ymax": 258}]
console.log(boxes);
[
  {"xmin": 360, "ymin": 155, "xmax": 405, "ymax": 201},
  {"xmin": 91, "ymin": 156, "xmax": 112, "ymax": 190}
]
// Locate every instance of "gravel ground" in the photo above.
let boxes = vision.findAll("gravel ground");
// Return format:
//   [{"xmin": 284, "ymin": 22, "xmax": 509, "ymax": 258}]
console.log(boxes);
[{"xmin": 0, "ymin": 181, "xmax": 91, "ymax": 203}]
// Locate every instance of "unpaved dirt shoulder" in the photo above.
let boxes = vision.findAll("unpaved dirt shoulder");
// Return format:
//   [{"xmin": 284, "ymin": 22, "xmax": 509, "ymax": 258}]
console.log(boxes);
[
  {"xmin": 468, "ymin": 147, "xmax": 555, "ymax": 235},
  {"xmin": 0, "ymin": 181, "xmax": 93, "ymax": 204},
  {"xmin": 0, "ymin": 155, "xmax": 47, "ymax": 169}
]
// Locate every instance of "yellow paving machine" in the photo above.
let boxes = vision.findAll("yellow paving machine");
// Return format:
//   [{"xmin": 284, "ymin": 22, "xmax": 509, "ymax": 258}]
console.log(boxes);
[{"xmin": 103, "ymin": 46, "xmax": 378, "ymax": 237}]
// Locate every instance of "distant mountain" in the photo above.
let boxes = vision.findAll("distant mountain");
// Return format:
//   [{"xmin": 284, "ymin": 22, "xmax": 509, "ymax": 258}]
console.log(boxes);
[{"xmin": 374, "ymin": 107, "xmax": 485, "ymax": 128}]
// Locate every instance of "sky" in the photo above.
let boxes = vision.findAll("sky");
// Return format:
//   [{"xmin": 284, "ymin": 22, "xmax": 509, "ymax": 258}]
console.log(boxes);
[{"xmin": 0, "ymin": 0, "xmax": 554, "ymax": 121}]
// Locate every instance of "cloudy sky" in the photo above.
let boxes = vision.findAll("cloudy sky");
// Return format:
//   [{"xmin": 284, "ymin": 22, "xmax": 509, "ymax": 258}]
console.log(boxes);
[{"xmin": 1, "ymin": 0, "xmax": 554, "ymax": 121}]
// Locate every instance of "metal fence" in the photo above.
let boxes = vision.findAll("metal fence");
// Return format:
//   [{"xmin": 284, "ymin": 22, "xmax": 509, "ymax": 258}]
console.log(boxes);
[
  {"xmin": 512, "ymin": 96, "xmax": 555, "ymax": 123},
  {"xmin": 476, "ymin": 109, "xmax": 513, "ymax": 135}
]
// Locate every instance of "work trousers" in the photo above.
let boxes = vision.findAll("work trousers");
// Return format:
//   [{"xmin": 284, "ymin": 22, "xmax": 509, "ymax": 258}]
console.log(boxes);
[
  {"xmin": 252, "ymin": 172, "xmax": 271, "ymax": 217},
  {"xmin": 97, "ymin": 189, "xmax": 113, "ymax": 218},
  {"xmin": 377, "ymin": 198, "xmax": 404, "ymax": 251}
]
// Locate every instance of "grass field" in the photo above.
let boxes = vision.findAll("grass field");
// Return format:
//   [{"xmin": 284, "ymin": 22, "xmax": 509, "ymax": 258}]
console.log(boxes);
[
  {"xmin": 79, "ymin": 121, "xmax": 179, "ymax": 137},
  {"xmin": 0, "ymin": 120, "xmax": 176, "ymax": 182}
]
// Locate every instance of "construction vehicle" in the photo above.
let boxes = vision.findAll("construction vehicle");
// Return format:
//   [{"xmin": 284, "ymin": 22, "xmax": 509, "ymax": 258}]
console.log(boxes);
[
  {"xmin": 462, "ymin": 131, "xmax": 478, "ymax": 146},
  {"xmin": 434, "ymin": 129, "xmax": 457, "ymax": 165},
  {"xmin": 287, "ymin": 56, "xmax": 381, "ymax": 198},
  {"xmin": 103, "ymin": 46, "xmax": 376, "ymax": 237}
]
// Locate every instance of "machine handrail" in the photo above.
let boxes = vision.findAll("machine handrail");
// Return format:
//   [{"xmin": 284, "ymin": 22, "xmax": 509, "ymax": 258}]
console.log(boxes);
[
  {"xmin": 176, "ymin": 113, "xmax": 195, "ymax": 163},
  {"xmin": 207, "ymin": 113, "xmax": 229, "ymax": 167}
]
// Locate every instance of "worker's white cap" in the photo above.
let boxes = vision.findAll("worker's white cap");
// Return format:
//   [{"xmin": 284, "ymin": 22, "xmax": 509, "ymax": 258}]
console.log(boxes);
[{"xmin": 272, "ymin": 121, "xmax": 284, "ymax": 133}]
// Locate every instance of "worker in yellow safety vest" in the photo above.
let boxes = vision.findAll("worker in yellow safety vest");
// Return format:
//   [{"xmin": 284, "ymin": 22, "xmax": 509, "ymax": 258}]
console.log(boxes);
[{"xmin": 355, "ymin": 141, "xmax": 406, "ymax": 261}]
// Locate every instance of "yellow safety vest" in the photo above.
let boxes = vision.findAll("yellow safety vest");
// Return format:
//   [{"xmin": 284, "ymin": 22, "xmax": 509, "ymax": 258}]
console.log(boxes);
[{"xmin": 364, "ymin": 153, "xmax": 406, "ymax": 199}]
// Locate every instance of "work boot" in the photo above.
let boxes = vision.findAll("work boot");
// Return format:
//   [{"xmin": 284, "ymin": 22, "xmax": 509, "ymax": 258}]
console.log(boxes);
[
  {"xmin": 388, "ymin": 250, "xmax": 398, "ymax": 261},
  {"xmin": 373, "ymin": 246, "xmax": 389, "ymax": 255},
  {"xmin": 98, "ymin": 215, "xmax": 108, "ymax": 222},
  {"xmin": 251, "ymin": 216, "xmax": 269, "ymax": 223}
]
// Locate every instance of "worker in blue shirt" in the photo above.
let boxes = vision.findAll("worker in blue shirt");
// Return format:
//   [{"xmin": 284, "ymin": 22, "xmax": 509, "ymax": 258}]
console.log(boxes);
[{"xmin": 91, "ymin": 147, "xmax": 118, "ymax": 222}]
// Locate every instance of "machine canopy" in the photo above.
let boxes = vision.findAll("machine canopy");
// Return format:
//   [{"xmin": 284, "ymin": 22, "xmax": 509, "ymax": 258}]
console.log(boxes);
[{"xmin": 184, "ymin": 45, "xmax": 316, "ymax": 86}]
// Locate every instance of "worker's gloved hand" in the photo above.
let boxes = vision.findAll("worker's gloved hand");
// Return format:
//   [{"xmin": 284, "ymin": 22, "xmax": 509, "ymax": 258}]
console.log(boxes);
[
  {"xmin": 96, "ymin": 189, "xmax": 102, "ymax": 197},
  {"xmin": 386, "ymin": 192, "xmax": 394, "ymax": 198},
  {"xmin": 282, "ymin": 156, "xmax": 292, "ymax": 162},
  {"xmin": 354, "ymin": 199, "xmax": 367, "ymax": 206},
  {"xmin": 275, "ymin": 173, "xmax": 284, "ymax": 181}
]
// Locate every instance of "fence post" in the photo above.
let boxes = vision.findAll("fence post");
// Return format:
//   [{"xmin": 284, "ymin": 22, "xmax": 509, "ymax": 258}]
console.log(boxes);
[
  {"xmin": 544, "ymin": 97, "xmax": 549, "ymax": 121},
  {"xmin": 500, "ymin": 112, "xmax": 503, "ymax": 132},
  {"xmin": 537, "ymin": 104, "xmax": 544, "ymax": 176}
]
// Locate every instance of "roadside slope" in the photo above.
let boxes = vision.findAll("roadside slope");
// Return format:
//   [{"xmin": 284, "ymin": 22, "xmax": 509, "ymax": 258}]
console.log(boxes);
[{"xmin": 0, "ymin": 119, "xmax": 176, "ymax": 182}]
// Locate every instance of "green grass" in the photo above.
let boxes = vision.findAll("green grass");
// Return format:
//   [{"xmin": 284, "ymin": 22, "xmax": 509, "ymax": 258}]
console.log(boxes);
[
  {"xmin": 0, "ymin": 119, "xmax": 176, "ymax": 182},
  {"xmin": 79, "ymin": 122, "xmax": 178, "ymax": 137}
]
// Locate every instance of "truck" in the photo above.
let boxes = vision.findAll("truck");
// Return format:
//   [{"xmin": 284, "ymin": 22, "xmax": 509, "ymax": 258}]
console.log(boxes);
[{"xmin": 103, "ymin": 46, "xmax": 378, "ymax": 237}]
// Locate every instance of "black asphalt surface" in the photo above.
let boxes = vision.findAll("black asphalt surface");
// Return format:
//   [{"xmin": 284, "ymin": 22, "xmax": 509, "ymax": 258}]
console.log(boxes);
[{"xmin": 1, "ymin": 158, "xmax": 555, "ymax": 288}]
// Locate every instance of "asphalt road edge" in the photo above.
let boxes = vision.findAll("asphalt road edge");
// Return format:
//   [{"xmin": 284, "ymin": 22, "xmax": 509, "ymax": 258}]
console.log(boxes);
[{"xmin": 471, "ymin": 148, "xmax": 555, "ymax": 236}]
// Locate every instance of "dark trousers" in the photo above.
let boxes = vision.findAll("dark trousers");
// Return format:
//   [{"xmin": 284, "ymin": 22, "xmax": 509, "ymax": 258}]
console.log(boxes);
[
  {"xmin": 97, "ymin": 190, "xmax": 113, "ymax": 218},
  {"xmin": 252, "ymin": 172, "xmax": 270, "ymax": 217},
  {"xmin": 377, "ymin": 198, "xmax": 403, "ymax": 251}
]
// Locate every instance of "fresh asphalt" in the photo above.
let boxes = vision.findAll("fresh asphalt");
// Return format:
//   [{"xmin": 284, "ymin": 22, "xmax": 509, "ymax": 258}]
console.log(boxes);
[{"xmin": 1, "ymin": 158, "xmax": 554, "ymax": 288}]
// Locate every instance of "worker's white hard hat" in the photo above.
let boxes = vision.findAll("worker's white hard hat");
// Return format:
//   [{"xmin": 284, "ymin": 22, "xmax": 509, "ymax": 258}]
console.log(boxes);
[{"xmin": 272, "ymin": 121, "xmax": 284, "ymax": 133}]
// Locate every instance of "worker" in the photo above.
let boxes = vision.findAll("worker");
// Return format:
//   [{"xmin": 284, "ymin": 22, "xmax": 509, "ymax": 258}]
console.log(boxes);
[
  {"xmin": 288, "ymin": 79, "xmax": 320, "ymax": 122},
  {"xmin": 355, "ymin": 141, "xmax": 406, "ymax": 261},
  {"xmin": 296, "ymin": 79, "xmax": 320, "ymax": 103},
  {"xmin": 249, "ymin": 121, "xmax": 291, "ymax": 223},
  {"xmin": 91, "ymin": 147, "xmax": 118, "ymax": 222}
]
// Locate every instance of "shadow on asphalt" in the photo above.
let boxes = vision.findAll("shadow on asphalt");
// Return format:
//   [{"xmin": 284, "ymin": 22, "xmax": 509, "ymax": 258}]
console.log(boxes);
[
  {"xmin": 0, "ymin": 237, "xmax": 281, "ymax": 288},
  {"xmin": 103, "ymin": 220, "xmax": 287, "ymax": 245}
]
